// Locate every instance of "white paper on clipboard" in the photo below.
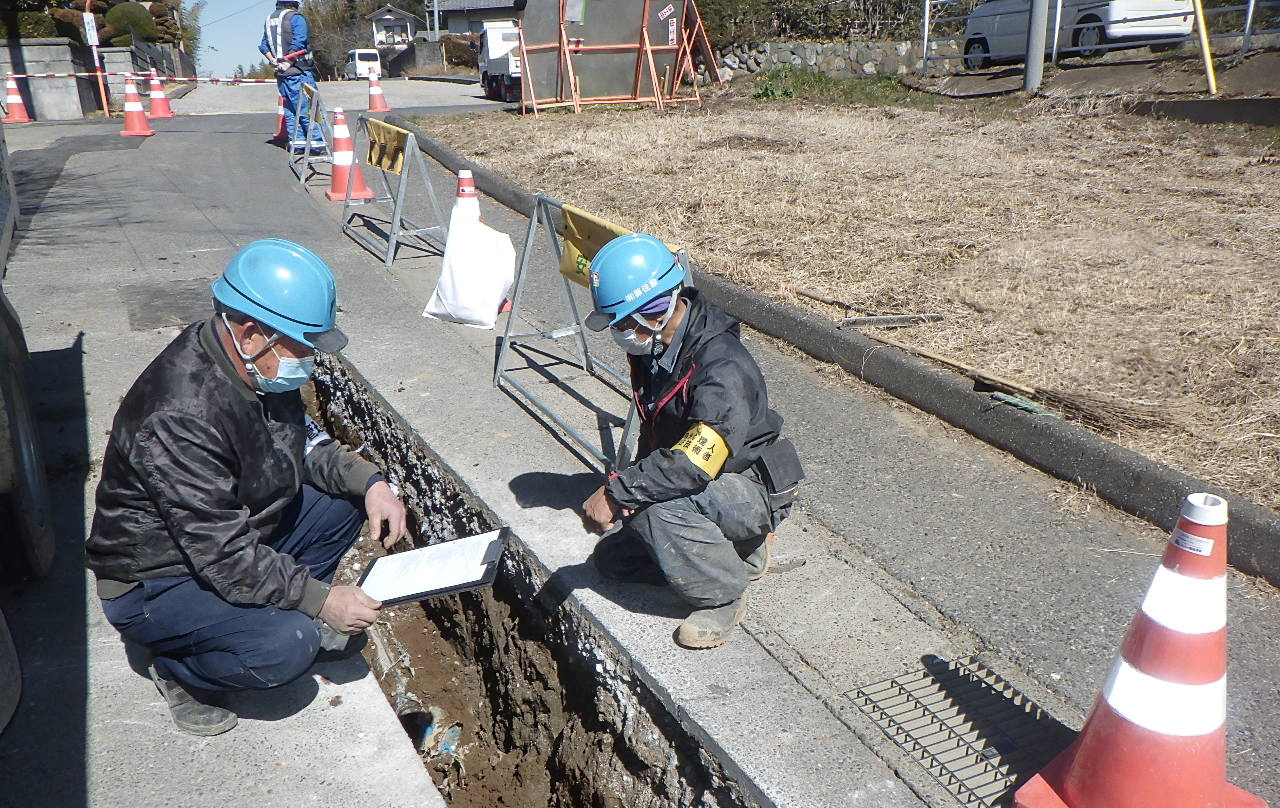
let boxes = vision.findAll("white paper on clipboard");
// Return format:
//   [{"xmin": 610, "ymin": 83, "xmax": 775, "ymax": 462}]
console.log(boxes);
[{"xmin": 358, "ymin": 528, "xmax": 506, "ymax": 604}]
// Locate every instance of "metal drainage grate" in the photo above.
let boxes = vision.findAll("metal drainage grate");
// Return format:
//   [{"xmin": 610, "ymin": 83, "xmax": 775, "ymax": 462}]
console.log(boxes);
[{"xmin": 851, "ymin": 655, "xmax": 1076, "ymax": 808}]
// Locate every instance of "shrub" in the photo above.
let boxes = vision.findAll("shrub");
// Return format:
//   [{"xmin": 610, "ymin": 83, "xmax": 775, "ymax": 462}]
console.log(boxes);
[
  {"xmin": 0, "ymin": 11, "xmax": 58, "ymax": 39},
  {"xmin": 104, "ymin": 1, "xmax": 158, "ymax": 45}
]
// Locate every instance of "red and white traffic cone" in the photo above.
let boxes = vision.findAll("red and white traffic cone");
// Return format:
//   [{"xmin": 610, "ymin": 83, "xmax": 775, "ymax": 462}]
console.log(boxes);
[
  {"xmin": 273, "ymin": 95, "xmax": 287, "ymax": 140},
  {"xmin": 450, "ymin": 169, "xmax": 481, "ymax": 228},
  {"xmin": 2, "ymin": 74, "xmax": 32, "ymax": 124},
  {"xmin": 325, "ymin": 107, "xmax": 375, "ymax": 202},
  {"xmin": 1014, "ymin": 492, "xmax": 1267, "ymax": 808},
  {"xmin": 118, "ymin": 75, "xmax": 154, "ymax": 137},
  {"xmin": 146, "ymin": 68, "xmax": 173, "ymax": 119},
  {"xmin": 366, "ymin": 74, "xmax": 390, "ymax": 113}
]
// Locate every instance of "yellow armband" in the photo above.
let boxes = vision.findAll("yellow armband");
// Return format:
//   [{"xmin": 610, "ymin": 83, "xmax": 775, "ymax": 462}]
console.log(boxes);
[{"xmin": 672, "ymin": 422, "xmax": 729, "ymax": 478}]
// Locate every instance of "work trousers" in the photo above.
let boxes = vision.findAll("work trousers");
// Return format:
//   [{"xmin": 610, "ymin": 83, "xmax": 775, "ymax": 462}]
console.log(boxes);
[
  {"xmin": 277, "ymin": 70, "xmax": 320, "ymax": 144},
  {"xmin": 100, "ymin": 484, "xmax": 363, "ymax": 692},
  {"xmin": 605, "ymin": 470, "xmax": 778, "ymax": 609}
]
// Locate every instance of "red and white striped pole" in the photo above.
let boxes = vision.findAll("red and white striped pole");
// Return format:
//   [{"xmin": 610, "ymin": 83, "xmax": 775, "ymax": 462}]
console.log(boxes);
[{"xmin": 1015, "ymin": 492, "xmax": 1266, "ymax": 808}]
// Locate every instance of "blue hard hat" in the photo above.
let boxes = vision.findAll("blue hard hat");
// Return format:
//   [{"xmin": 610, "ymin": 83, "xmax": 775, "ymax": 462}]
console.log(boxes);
[
  {"xmin": 211, "ymin": 239, "xmax": 347, "ymax": 352},
  {"xmin": 584, "ymin": 233, "xmax": 683, "ymax": 332}
]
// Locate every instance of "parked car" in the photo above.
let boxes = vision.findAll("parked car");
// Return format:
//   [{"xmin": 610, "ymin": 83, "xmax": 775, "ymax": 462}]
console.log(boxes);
[
  {"xmin": 962, "ymin": 0, "xmax": 1193, "ymax": 69},
  {"xmin": 0, "ymin": 121, "xmax": 54, "ymax": 737},
  {"xmin": 343, "ymin": 48, "xmax": 382, "ymax": 80}
]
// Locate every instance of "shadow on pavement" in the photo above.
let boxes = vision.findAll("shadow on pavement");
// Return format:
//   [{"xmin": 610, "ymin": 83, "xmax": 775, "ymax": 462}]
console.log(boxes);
[
  {"xmin": 0, "ymin": 334, "xmax": 89, "ymax": 808},
  {"xmin": 9, "ymin": 138, "xmax": 143, "ymax": 253}
]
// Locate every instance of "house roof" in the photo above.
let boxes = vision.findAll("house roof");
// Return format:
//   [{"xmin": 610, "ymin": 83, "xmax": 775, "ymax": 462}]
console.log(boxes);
[
  {"xmin": 365, "ymin": 4, "xmax": 427, "ymax": 24},
  {"xmin": 429, "ymin": 0, "xmax": 519, "ymax": 13}
]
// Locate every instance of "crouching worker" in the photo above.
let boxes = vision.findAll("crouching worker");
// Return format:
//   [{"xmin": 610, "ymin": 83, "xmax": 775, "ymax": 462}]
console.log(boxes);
[
  {"xmin": 580, "ymin": 234, "xmax": 804, "ymax": 649},
  {"xmin": 86, "ymin": 239, "xmax": 408, "ymax": 736}
]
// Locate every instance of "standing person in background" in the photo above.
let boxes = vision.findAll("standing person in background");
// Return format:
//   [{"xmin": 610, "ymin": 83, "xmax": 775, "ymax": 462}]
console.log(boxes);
[{"xmin": 261, "ymin": 0, "xmax": 323, "ymax": 152}]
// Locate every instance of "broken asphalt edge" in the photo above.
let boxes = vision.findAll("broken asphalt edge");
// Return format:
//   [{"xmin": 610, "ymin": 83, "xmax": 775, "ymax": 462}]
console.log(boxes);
[{"xmin": 387, "ymin": 113, "xmax": 1280, "ymax": 589}]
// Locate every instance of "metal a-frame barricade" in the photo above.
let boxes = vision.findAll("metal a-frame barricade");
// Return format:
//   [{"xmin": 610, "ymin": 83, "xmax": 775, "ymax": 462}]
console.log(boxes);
[
  {"xmin": 290, "ymin": 82, "xmax": 331, "ymax": 184},
  {"xmin": 495, "ymin": 194, "xmax": 692, "ymax": 470},
  {"xmin": 340, "ymin": 115, "xmax": 447, "ymax": 266}
]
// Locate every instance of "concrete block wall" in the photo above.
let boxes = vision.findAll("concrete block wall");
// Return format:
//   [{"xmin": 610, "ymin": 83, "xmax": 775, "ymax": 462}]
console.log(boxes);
[
  {"xmin": 0, "ymin": 38, "xmax": 99, "ymax": 121},
  {"xmin": 712, "ymin": 38, "xmax": 964, "ymax": 82}
]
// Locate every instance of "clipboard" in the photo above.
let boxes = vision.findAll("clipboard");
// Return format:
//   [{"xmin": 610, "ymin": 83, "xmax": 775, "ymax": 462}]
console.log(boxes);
[{"xmin": 356, "ymin": 527, "xmax": 508, "ymax": 606}]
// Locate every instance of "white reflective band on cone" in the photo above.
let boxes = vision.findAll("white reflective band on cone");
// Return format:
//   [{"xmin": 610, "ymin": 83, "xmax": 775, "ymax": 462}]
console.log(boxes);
[
  {"xmin": 1182, "ymin": 492, "xmax": 1228, "ymax": 525},
  {"xmin": 333, "ymin": 125, "xmax": 350, "ymax": 138},
  {"xmin": 333, "ymin": 151, "xmax": 353, "ymax": 166},
  {"xmin": 1103, "ymin": 658, "xmax": 1226, "ymax": 737},
  {"xmin": 124, "ymin": 101, "xmax": 143, "ymax": 111},
  {"xmin": 1140, "ymin": 566, "xmax": 1227, "ymax": 634}
]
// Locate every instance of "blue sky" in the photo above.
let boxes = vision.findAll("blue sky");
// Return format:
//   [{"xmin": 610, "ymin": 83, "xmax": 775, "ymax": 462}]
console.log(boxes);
[{"xmin": 198, "ymin": 0, "xmax": 278, "ymax": 79}]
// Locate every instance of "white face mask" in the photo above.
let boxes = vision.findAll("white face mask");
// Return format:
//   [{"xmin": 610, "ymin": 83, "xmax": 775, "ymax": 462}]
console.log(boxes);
[{"xmin": 611, "ymin": 326, "xmax": 665, "ymax": 357}]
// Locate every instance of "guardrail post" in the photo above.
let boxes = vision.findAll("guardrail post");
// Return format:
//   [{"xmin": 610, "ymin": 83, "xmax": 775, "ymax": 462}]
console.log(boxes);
[
  {"xmin": 1241, "ymin": 0, "xmax": 1258, "ymax": 52},
  {"xmin": 1024, "ymin": 0, "xmax": 1050, "ymax": 92}
]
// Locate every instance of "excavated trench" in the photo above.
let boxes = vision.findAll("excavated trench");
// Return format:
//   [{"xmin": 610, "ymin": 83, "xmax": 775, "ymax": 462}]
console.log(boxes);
[{"xmin": 311, "ymin": 358, "xmax": 760, "ymax": 808}]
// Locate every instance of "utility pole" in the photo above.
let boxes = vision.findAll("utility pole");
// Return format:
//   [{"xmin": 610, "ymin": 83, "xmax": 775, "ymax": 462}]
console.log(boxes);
[{"xmin": 1023, "ymin": 0, "xmax": 1049, "ymax": 93}]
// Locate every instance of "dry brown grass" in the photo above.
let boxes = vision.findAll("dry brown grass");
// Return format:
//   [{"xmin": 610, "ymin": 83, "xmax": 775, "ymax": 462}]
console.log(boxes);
[{"xmin": 419, "ymin": 95, "xmax": 1280, "ymax": 510}]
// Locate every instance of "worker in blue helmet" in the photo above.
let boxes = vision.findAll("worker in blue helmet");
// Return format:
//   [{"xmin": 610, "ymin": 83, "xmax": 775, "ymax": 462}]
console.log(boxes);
[
  {"xmin": 581, "ymin": 233, "xmax": 804, "ymax": 649},
  {"xmin": 260, "ymin": 0, "xmax": 324, "ymax": 152},
  {"xmin": 86, "ymin": 239, "xmax": 408, "ymax": 735}
]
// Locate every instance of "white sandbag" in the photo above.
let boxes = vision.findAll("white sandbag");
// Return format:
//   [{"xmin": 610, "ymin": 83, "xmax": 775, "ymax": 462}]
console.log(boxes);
[{"xmin": 422, "ymin": 219, "xmax": 515, "ymax": 329}]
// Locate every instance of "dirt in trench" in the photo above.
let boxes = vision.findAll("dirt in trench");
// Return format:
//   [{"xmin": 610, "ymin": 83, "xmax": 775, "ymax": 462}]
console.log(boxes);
[{"xmin": 335, "ymin": 534, "xmax": 554, "ymax": 808}]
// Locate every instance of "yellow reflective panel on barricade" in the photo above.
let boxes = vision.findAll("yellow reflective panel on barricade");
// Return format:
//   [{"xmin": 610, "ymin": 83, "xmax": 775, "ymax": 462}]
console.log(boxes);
[
  {"xmin": 559, "ymin": 204, "xmax": 631, "ymax": 288},
  {"xmin": 364, "ymin": 118, "xmax": 409, "ymax": 175},
  {"xmin": 672, "ymin": 422, "xmax": 728, "ymax": 478}
]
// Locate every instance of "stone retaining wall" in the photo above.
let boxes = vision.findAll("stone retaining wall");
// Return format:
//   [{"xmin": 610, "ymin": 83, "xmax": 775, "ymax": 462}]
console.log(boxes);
[{"xmin": 713, "ymin": 38, "xmax": 963, "ymax": 81}]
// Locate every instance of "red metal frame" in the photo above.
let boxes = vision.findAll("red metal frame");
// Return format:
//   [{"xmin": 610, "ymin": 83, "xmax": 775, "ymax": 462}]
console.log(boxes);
[{"xmin": 515, "ymin": 0, "xmax": 713, "ymax": 114}]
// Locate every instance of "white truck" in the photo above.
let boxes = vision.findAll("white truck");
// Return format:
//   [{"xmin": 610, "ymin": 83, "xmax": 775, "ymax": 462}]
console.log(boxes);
[{"xmin": 478, "ymin": 20, "xmax": 522, "ymax": 103}]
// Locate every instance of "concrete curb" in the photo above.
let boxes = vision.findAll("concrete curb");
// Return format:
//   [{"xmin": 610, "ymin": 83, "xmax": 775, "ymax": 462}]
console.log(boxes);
[{"xmin": 386, "ymin": 113, "xmax": 1280, "ymax": 588}]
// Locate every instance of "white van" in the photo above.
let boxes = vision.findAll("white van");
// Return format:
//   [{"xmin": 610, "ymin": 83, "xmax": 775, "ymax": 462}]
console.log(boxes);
[
  {"xmin": 962, "ymin": 0, "xmax": 1193, "ymax": 68},
  {"xmin": 343, "ymin": 49, "xmax": 382, "ymax": 80}
]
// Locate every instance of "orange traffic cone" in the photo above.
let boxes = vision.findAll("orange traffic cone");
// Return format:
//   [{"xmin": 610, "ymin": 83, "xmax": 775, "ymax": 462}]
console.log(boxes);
[
  {"xmin": 366, "ymin": 74, "xmax": 390, "ymax": 113},
  {"xmin": 325, "ymin": 107, "xmax": 375, "ymax": 202},
  {"xmin": 1014, "ymin": 492, "xmax": 1266, "ymax": 808},
  {"xmin": 273, "ymin": 95, "xmax": 287, "ymax": 140},
  {"xmin": 3, "ymin": 74, "xmax": 32, "ymax": 124},
  {"xmin": 146, "ymin": 68, "xmax": 173, "ymax": 118},
  {"xmin": 450, "ymin": 169, "xmax": 481, "ymax": 227},
  {"xmin": 118, "ymin": 75, "xmax": 154, "ymax": 137}
]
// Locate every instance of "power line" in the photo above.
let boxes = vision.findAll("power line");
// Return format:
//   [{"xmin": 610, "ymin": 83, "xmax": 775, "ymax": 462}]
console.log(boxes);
[{"xmin": 203, "ymin": 0, "xmax": 269, "ymax": 28}]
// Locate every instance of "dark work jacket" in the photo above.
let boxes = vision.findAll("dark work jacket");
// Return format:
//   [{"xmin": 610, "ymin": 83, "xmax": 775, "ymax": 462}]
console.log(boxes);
[
  {"xmin": 606, "ymin": 288, "xmax": 783, "ymax": 509},
  {"xmin": 85, "ymin": 318, "xmax": 377, "ymax": 617}
]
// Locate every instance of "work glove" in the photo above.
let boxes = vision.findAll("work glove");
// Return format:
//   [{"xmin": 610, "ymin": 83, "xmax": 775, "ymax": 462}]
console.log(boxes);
[{"xmin": 274, "ymin": 58, "xmax": 292, "ymax": 74}]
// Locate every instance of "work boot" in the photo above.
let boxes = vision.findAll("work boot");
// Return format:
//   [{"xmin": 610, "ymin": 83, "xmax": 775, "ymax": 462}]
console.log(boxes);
[
  {"xmin": 148, "ymin": 664, "xmax": 237, "ymax": 736},
  {"xmin": 675, "ymin": 597, "xmax": 748, "ymax": 650},
  {"xmin": 740, "ymin": 532, "xmax": 776, "ymax": 582}
]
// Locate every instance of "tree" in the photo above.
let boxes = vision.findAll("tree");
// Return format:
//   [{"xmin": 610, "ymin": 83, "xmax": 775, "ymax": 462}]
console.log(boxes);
[
  {"xmin": 300, "ymin": 0, "xmax": 383, "ymax": 79},
  {"xmin": 179, "ymin": 0, "xmax": 205, "ymax": 73}
]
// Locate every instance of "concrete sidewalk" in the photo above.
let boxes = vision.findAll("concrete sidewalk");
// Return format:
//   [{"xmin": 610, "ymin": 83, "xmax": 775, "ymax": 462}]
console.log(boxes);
[
  {"xmin": 0, "ymin": 106, "xmax": 1276, "ymax": 808},
  {"xmin": 0, "ymin": 117, "xmax": 441, "ymax": 808}
]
